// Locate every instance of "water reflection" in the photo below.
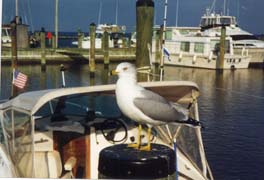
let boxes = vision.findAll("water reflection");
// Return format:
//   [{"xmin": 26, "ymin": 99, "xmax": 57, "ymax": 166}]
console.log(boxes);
[{"xmin": 0, "ymin": 63, "xmax": 264, "ymax": 179}]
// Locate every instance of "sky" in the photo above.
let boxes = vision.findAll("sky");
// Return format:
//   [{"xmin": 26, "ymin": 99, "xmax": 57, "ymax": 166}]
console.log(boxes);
[{"xmin": 2, "ymin": 0, "xmax": 264, "ymax": 34}]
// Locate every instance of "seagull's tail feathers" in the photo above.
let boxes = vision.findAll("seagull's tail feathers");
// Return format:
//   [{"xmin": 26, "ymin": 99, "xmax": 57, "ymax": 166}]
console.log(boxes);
[
  {"xmin": 174, "ymin": 117, "xmax": 203, "ymax": 128},
  {"xmin": 170, "ymin": 102, "xmax": 189, "ymax": 119}
]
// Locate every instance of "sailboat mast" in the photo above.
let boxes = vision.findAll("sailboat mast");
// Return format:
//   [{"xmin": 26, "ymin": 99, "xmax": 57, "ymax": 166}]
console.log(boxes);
[
  {"xmin": 55, "ymin": 0, "xmax": 58, "ymax": 48},
  {"xmin": 237, "ymin": 0, "xmax": 240, "ymax": 23},
  {"xmin": 175, "ymin": 0, "xmax": 179, "ymax": 27},
  {"xmin": 115, "ymin": 0, "xmax": 118, "ymax": 24},
  {"xmin": 98, "ymin": 0, "xmax": 102, "ymax": 25},
  {"xmin": 16, "ymin": 0, "xmax": 18, "ymax": 17},
  {"xmin": 223, "ymin": 0, "xmax": 226, "ymax": 15}
]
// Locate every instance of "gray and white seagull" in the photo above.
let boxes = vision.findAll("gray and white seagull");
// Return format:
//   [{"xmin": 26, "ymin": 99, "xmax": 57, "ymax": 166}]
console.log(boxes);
[{"xmin": 111, "ymin": 62, "xmax": 201, "ymax": 151}]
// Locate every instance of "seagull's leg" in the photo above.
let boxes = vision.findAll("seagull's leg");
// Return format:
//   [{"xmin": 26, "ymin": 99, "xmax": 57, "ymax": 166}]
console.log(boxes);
[
  {"xmin": 140, "ymin": 126, "xmax": 152, "ymax": 151},
  {"xmin": 127, "ymin": 124, "xmax": 141, "ymax": 149}
]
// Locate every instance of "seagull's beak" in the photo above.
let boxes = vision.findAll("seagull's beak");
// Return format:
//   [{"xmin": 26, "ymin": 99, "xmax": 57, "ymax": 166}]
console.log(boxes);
[{"xmin": 109, "ymin": 69, "xmax": 119, "ymax": 76}]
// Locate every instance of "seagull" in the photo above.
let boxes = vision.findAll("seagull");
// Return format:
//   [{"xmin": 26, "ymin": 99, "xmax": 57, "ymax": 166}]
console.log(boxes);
[{"xmin": 111, "ymin": 62, "xmax": 201, "ymax": 151}]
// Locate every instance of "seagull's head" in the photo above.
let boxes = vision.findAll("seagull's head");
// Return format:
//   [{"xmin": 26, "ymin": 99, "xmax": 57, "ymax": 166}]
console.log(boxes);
[{"xmin": 111, "ymin": 62, "xmax": 137, "ymax": 79}]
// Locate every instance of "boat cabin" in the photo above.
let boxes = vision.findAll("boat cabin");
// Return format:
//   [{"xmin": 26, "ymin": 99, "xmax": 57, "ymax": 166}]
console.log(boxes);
[{"xmin": 200, "ymin": 13, "xmax": 237, "ymax": 30}]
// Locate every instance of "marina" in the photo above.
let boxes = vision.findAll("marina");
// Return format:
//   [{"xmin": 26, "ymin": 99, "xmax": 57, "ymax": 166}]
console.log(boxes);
[{"xmin": 1, "ymin": 0, "xmax": 264, "ymax": 179}]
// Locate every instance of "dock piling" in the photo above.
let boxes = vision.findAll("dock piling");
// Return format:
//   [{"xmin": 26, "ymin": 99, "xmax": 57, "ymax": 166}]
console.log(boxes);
[
  {"xmin": 52, "ymin": 35, "xmax": 56, "ymax": 49},
  {"xmin": 154, "ymin": 28, "xmax": 161, "ymax": 65},
  {"xmin": 218, "ymin": 26, "xmax": 226, "ymax": 69},
  {"xmin": 136, "ymin": 0, "xmax": 154, "ymax": 81},
  {"xmin": 89, "ymin": 23, "xmax": 96, "ymax": 77},
  {"xmin": 103, "ymin": 31, "xmax": 110, "ymax": 68},
  {"xmin": 40, "ymin": 30, "xmax": 46, "ymax": 71},
  {"xmin": 78, "ymin": 31, "xmax": 83, "ymax": 49}
]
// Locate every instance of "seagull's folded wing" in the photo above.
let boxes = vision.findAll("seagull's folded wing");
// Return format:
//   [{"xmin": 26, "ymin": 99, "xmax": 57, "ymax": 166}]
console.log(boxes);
[{"xmin": 133, "ymin": 97, "xmax": 188, "ymax": 123}]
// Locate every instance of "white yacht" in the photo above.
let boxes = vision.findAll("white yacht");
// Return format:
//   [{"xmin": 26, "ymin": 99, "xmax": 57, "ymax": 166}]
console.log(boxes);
[
  {"xmin": 0, "ymin": 81, "xmax": 213, "ymax": 179},
  {"xmin": 153, "ymin": 26, "xmax": 250, "ymax": 69},
  {"xmin": 72, "ymin": 24, "xmax": 126, "ymax": 49}
]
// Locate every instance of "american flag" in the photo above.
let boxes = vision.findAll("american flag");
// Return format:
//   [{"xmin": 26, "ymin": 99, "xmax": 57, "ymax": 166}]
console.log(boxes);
[{"xmin": 13, "ymin": 69, "xmax": 28, "ymax": 89}]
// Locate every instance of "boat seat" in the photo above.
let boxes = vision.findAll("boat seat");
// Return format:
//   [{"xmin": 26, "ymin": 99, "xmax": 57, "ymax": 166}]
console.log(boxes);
[{"xmin": 17, "ymin": 150, "xmax": 76, "ymax": 178}]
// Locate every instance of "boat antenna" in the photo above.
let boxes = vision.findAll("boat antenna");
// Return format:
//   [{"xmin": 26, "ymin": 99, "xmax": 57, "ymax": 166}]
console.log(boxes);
[
  {"xmin": 160, "ymin": 0, "xmax": 168, "ymax": 81},
  {"xmin": 98, "ymin": 0, "xmax": 102, "ymax": 25},
  {"xmin": 115, "ymin": 0, "xmax": 119, "ymax": 25},
  {"xmin": 236, "ymin": 0, "xmax": 240, "ymax": 23},
  {"xmin": 223, "ymin": 0, "xmax": 227, "ymax": 15}
]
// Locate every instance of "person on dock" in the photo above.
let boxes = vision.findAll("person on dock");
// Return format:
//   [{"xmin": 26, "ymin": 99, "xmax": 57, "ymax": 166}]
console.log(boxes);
[{"xmin": 47, "ymin": 31, "xmax": 52, "ymax": 46}]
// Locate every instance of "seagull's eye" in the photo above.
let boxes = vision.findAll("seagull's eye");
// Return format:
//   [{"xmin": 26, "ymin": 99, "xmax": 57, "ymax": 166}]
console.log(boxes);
[{"xmin": 123, "ymin": 67, "xmax": 128, "ymax": 71}]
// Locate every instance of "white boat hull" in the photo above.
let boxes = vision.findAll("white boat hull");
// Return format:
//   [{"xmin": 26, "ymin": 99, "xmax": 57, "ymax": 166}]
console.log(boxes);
[{"xmin": 163, "ymin": 53, "xmax": 250, "ymax": 69}]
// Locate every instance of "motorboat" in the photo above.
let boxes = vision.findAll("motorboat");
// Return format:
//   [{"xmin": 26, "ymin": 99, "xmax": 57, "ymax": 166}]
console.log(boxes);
[
  {"xmin": 153, "ymin": 26, "xmax": 250, "ymax": 69},
  {"xmin": 1, "ymin": 25, "xmax": 11, "ymax": 48},
  {"xmin": 0, "ymin": 81, "xmax": 213, "ymax": 179},
  {"xmin": 72, "ymin": 24, "xmax": 126, "ymax": 49}
]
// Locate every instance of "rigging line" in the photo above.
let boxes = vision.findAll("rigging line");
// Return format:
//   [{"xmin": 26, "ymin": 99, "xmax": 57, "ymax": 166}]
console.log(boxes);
[
  {"xmin": 209, "ymin": 0, "xmax": 217, "ymax": 14},
  {"xmin": 27, "ymin": 0, "xmax": 34, "ymax": 32},
  {"xmin": 21, "ymin": 1, "xmax": 29, "ymax": 29}
]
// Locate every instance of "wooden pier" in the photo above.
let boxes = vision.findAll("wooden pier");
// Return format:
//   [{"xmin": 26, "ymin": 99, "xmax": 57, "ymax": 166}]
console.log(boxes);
[{"xmin": 1, "ymin": 47, "xmax": 136, "ymax": 64}]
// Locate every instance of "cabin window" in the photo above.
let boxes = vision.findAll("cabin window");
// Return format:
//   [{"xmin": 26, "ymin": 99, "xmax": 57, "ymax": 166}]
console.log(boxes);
[
  {"xmin": 180, "ymin": 42, "xmax": 190, "ymax": 52},
  {"xmin": 194, "ymin": 43, "xmax": 204, "ymax": 53},
  {"xmin": 220, "ymin": 18, "xmax": 231, "ymax": 25},
  {"xmin": 200, "ymin": 19, "xmax": 206, "ymax": 27},
  {"xmin": 165, "ymin": 30, "xmax": 172, "ymax": 40},
  {"xmin": 225, "ymin": 40, "xmax": 230, "ymax": 53}
]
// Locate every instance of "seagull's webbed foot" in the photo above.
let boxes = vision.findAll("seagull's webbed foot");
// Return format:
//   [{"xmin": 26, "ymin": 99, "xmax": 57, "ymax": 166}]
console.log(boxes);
[
  {"xmin": 127, "ymin": 143, "xmax": 140, "ymax": 149},
  {"xmin": 139, "ymin": 144, "xmax": 151, "ymax": 151},
  {"xmin": 139, "ymin": 126, "xmax": 152, "ymax": 151}
]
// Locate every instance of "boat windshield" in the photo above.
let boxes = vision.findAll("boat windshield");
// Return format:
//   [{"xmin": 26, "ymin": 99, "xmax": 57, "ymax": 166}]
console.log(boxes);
[
  {"xmin": 2, "ymin": 28, "xmax": 10, "ymax": 37},
  {"xmin": 0, "ymin": 109, "xmax": 33, "ymax": 177},
  {"xmin": 220, "ymin": 17, "xmax": 232, "ymax": 25},
  {"xmin": 35, "ymin": 93, "xmax": 121, "ymax": 119}
]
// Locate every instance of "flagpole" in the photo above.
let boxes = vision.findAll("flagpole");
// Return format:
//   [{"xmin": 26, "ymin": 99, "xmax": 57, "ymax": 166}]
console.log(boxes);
[
  {"xmin": 160, "ymin": 0, "xmax": 168, "ymax": 81},
  {"xmin": 11, "ymin": 19, "xmax": 18, "ymax": 97}
]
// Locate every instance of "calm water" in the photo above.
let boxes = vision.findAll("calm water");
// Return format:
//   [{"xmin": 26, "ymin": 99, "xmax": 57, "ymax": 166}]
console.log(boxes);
[{"xmin": 0, "ymin": 63, "xmax": 264, "ymax": 180}]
